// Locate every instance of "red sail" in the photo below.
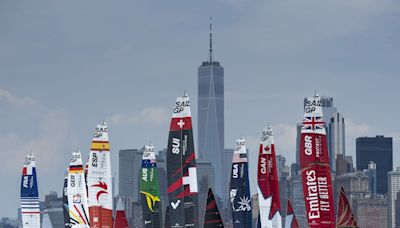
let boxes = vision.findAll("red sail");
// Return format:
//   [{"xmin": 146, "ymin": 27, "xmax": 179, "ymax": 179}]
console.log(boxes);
[
  {"xmin": 114, "ymin": 198, "xmax": 129, "ymax": 228},
  {"xmin": 257, "ymin": 126, "xmax": 281, "ymax": 227},
  {"xmin": 337, "ymin": 187, "xmax": 358, "ymax": 228},
  {"xmin": 299, "ymin": 95, "xmax": 335, "ymax": 227},
  {"xmin": 285, "ymin": 200, "xmax": 299, "ymax": 228}
]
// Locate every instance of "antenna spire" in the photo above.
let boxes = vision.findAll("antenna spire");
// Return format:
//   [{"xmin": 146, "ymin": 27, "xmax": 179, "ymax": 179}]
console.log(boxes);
[{"xmin": 209, "ymin": 17, "xmax": 213, "ymax": 63}]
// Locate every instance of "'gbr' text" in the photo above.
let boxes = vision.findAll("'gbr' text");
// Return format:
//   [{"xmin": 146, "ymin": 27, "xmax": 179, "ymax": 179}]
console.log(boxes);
[{"xmin": 304, "ymin": 135, "xmax": 313, "ymax": 156}]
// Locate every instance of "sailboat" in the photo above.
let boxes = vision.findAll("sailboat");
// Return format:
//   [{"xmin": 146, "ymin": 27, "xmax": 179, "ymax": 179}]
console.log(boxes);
[
  {"xmin": 20, "ymin": 152, "xmax": 40, "ymax": 228},
  {"xmin": 336, "ymin": 187, "xmax": 358, "ymax": 228},
  {"xmin": 63, "ymin": 172, "xmax": 73, "ymax": 227},
  {"xmin": 229, "ymin": 137, "xmax": 252, "ymax": 228},
  {"xmin": 257, "ymin": 126, "xmax": 282, "ymax": 228},
  {"xmin": 67, "ymin": 150, "xmax": 90, "ymax": 227},
  {"xmin": 203, "ymin": 188, "xmax": 224, "ymax": 228},
  {"xmin": 114, "ymin": 198, "xmax": 129, "ymax": 228},
  {"xmin": 166, "ymin": 93, "xmax": 199, "ymax": 228},
  {"xmin": 140, "ymin": 144, "xmax": 161, "ymax": 227},
  {"xmin": 87, "ymin": 122, "xmax": 113, "ymax": 228},
  {"xmin": 285, "ymin": 200, "xmax": 299, "ymax": 228},
  {"xmin": 299, "ymin": 94, "xmax": 335, "ymax": 227}
]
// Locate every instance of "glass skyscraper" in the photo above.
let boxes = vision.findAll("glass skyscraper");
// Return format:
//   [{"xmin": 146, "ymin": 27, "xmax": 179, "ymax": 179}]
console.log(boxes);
[
  {"xmin": 197, "ymin": 22, "xmax": 224, "ymax": 202},
  {"xmin": 356, "ymin": 135, "xmax": 393, "ymax": 194}
]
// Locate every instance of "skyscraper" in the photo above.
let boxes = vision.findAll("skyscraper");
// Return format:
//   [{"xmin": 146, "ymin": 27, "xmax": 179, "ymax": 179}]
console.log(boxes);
[
  {"xmin": 388, "ymin": 167, "xmax": 400, "ymax": 228},
  {"xmin": 329, "ymin": 112, "xmax": 345, "ymax": 172},
  {"xmin": 197, "ymin": 20, "xmax": 224, "ymax": 202},
  {"xmin": 356, "ymin": 135, "xmax": 393, "ymax": 194}
]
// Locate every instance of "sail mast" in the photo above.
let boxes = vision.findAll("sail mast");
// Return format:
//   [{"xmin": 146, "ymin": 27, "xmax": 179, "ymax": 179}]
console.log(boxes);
[
  {"xmin": 299, "ymin": 94, "xmax": 335, "ymax": 227},
  {"xmin": 229, "ymin": 137, "xmax": 252, "ymax": 227},
  {"xmin": 140, "ymin": 144, "xmax": 161, "ymax": 227},
  {"xmin": 20, "ymin": 152, "xmax": 40, "ymax": 228},
  {"xmin": 257, "ymin": 126, "xmax": 282, "ymax": 228},
  {"xmin": 87, "ymin": 122, "xmax": 113, "ymax": 228},
  {"xmin": 166, "ymin": 94, "xmax": 199, "ymax": 227},
  {"xmin": 67, "ymin": 149, "xmax": 90, "ymax": 227}
]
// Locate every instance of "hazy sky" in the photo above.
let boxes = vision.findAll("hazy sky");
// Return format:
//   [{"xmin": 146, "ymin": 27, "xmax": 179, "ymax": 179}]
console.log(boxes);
[{"xmin": 1, "ymin": 0, "xmax": 400, "ymax": 217}]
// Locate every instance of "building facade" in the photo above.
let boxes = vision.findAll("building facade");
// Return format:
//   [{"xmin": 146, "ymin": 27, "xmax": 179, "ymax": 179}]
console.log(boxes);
[
  {"xmin": 329, "ymin": 112, "xmax": 345, "ymax": 172},
  {"xmin": 352, "ymin": 194, "xmax": 387, "ymax": 228},
  {"xmin": 44, "ymin": 192, "xmax": 63, "ymax": 228},
  {"xmin": 388, "ymin": 167, "xmax": 400, "ymax": 228},
  {"xmin": 356, "ymin": 135, "xmax": 393, "ymax": 194}
]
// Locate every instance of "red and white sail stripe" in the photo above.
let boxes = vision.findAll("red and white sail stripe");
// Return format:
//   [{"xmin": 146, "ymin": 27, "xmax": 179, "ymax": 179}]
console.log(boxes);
[
  {"xmin": 257, "ymin": 126, "xmax": 282, "ymax": 228},
  {"xmin": 114, "ymin": 198, "xmax": 129, "ymax": 228},
  {"xmin": 285, "ymin": 200, "xmax": 299, "ymax": 228}
]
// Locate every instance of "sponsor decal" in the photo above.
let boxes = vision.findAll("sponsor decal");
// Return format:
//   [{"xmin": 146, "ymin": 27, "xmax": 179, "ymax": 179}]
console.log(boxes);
[
  {"xmin": 93, "ymin": 125, "xmax": 108, "ymax": 138},
  {"xmin": 236, "ymin": 196, "xmax": 251, "ymax": 212},
  {"xmin": 173, "ymin": 100, "xmax": 190, "ymax": 114},
  {"xmin": 73, "ymin": 194, "xmax": 82, "ymax": 204},
  {"xmin": 140, "ymin": 191, "xmax": 160, "ymax": 212},
  {"xmin": 91, "ymin": 181, "xmax": 108, "ymax": 202},
  {"xmin": 171, "ymin": 200, "xmax": 181, "ymax": 209}
]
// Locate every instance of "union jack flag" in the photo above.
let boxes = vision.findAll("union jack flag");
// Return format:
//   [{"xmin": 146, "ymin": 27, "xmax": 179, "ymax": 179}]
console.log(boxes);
[{"xmin": 302, "ymin": 116, "xmax": 325, "ymax": 131}]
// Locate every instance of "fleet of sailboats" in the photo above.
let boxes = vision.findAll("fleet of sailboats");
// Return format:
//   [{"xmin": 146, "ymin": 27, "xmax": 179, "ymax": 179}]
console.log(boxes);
[{"xmin": 18, "ymin": 92, "xmax": 356, "ymax": 228}]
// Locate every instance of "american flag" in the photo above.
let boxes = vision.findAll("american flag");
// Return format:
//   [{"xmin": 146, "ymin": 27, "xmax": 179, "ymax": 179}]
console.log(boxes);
[{"xmin": 302, "ymin": 116, "xmax": 325, "ymax": 131}]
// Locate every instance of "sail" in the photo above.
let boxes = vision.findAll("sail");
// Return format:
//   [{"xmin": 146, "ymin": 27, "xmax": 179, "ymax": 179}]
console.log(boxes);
[
  {"xmin": 166, "ymin": 94, "xmax": 199, "ymax": 228},
  {"xmin": 299, "ymin": 94, "xmax": 335, "ymax": 227},
  {"xmin": 140, "ymin": 144, "xmax": 161, "ymax": 227},
  {"xmin": 285, "ymin": 200, "xmax": 299, "ymax": 228},
  {"xmin": 20, "ymin": 152, "xmax": 40, "ymax": 228},
  {"xmin": 114, "ymin": 198, "xmax": 129, "ymax": 228},
  {"xmin": 204, "ymin": 188, "xmax": 224, "ymax": 228},
  {"xmin": 229, "ymin": 137, "xmax": 252, "ymax": 228},
  {"xmin": 67, "ymin": 150, "xmax": 90, "ymax": 227},
  {"xmin": 63, "ymin": 172, "xmax": 73, "ymax": 227},
  {"xmin": 87, "ymin": 122, "xmax": 113, "ymax": 228},
  {"xmin": 257, "ymin": 126, "xmax": 282, "ymax": 228},
  {"xmin": 164, "ymin": 206, "xmax": 171, "ymax": 228},
  {"xmin": 337, "ymin": 187, "xmax": 358, "ymax": 228}
]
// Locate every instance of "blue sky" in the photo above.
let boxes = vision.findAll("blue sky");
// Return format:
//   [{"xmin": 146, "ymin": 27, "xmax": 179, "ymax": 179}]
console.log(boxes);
[{"xmin": 1, "ymin": 0, "xmax": 399, "ymax": 217}]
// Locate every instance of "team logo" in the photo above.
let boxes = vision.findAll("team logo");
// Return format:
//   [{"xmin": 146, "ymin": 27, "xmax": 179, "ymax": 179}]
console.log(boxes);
[
  {"xmin": 140, "ymin": 191, "xmax": 160, "ymax": 212},
  {"xmin": 236, "ymin": 196, "xmax": 251, "ymax": 212},
  {"xmin": 91, "ymin": 181, "xmax": 108, "ymax": 202},
  {"xmin": 73, "ymin": 194, "xmax": 82, "ymax": 203},
  {"xmin": 171, "ymin": 200, "xmax": 181, "ymax": 209}
]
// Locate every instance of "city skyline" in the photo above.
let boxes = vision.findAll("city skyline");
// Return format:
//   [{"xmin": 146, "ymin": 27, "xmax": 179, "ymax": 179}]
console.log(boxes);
[{"xmin": 1, "ymin": 0, "xmax": 400, "ymax": 218}]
